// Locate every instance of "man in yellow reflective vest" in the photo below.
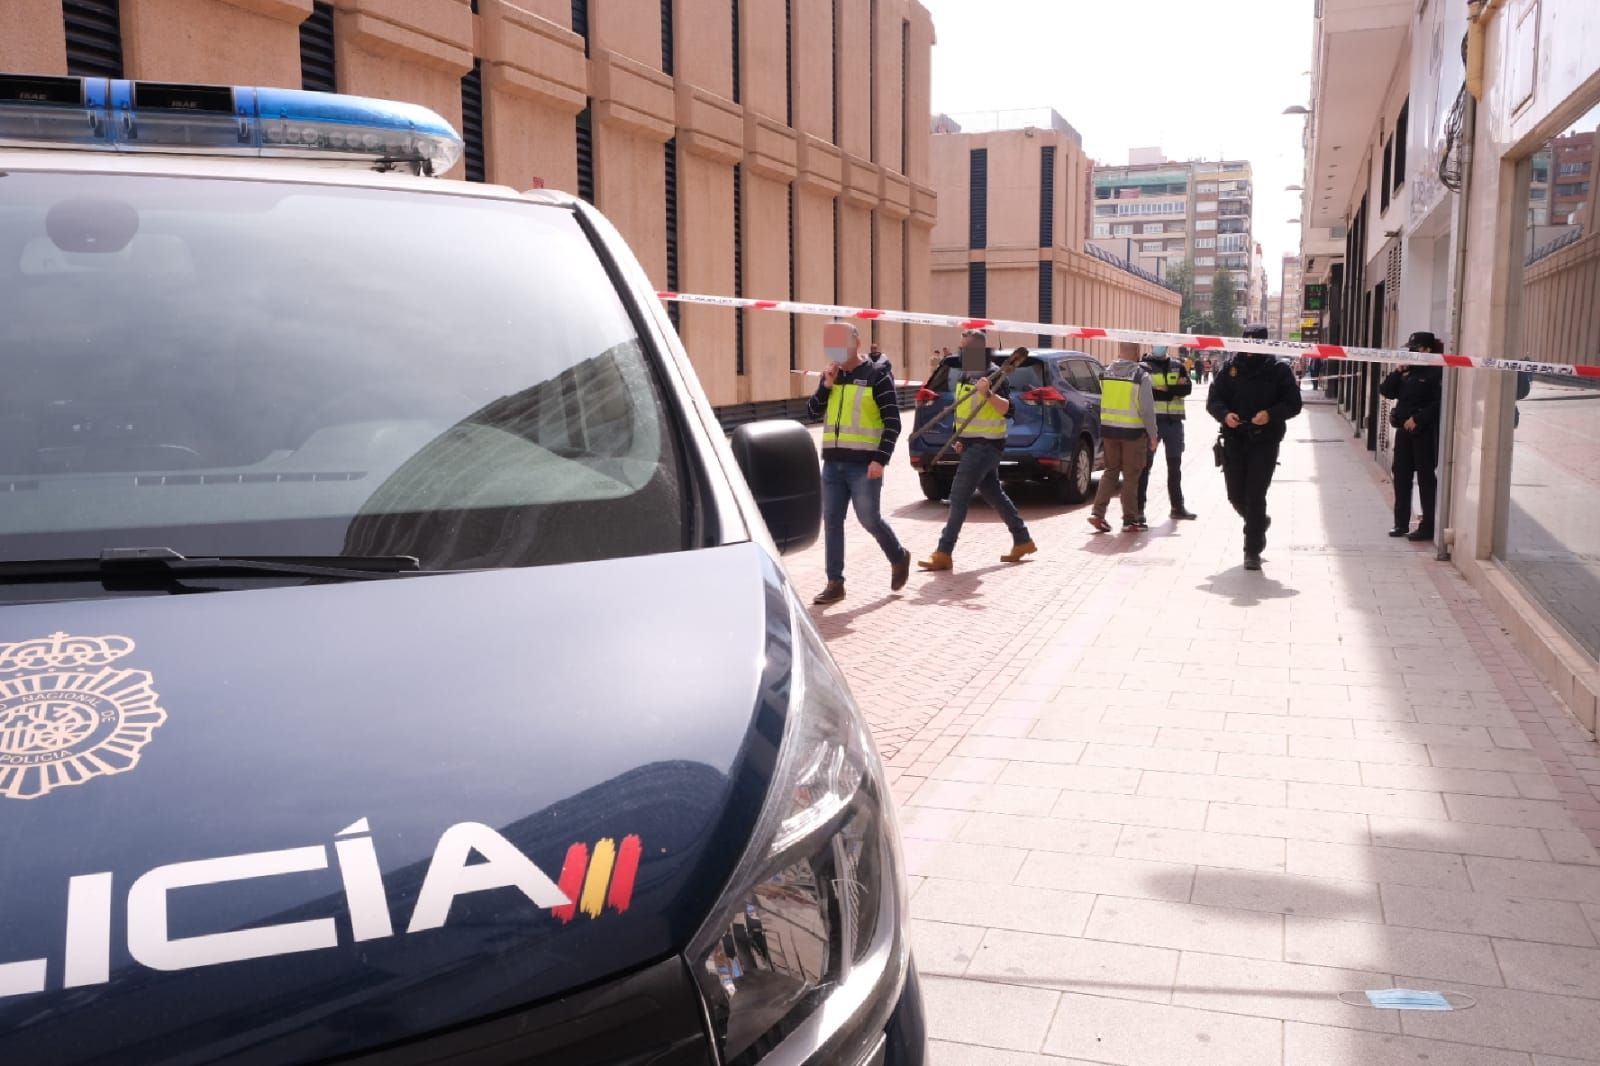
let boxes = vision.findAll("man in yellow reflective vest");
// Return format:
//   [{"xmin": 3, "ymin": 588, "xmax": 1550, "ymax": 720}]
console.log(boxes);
[
  {"xmin": 806, "ymin": 322, "xmax": 911, "ymax": 606},
  {"xmin": 1087, "ymin": 343, "xmax": 1160, "ymax": 533},
  {"xmin": 918, "ymin": 335, "xmax": 1037, "ymax": 571},
  {"xmin": 1138, "ymin": 345, "xmax": 1198, "ymax": 521}
]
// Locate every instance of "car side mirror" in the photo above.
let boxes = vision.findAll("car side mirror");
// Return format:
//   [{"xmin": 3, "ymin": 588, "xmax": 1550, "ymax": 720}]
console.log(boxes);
[{"xmin": 729, "ymin": 420, "xmax": 821, "ymax": 555}]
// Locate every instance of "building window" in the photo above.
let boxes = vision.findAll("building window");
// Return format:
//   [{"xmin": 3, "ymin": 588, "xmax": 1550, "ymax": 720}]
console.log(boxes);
[
  {"xmin": 1381, "ymin": 136, "xmax": 1393, "ymax": 212},
  {"xmin": 1094, "ymin": 204, "xmax": 1117, "ymax": 217},
  {"xmin": 731, "ymin": 0, "xmax": 742, "ymax": 104},
  {"xmin": 1197, "ymin": 201, "xmax": 1217, "ymax": 213},
  {"xmin": 1393, "ymin": 98, "xmax": 1408, "ymax": 191},
  {"xmin": 1141, "ymin": 241, "xmax": 1163, "ymax": 253},
  {"xmin": 734, "ymin": 163, "xmax": 745, "ymax": 375},
  {"xmin": 1038, "ymin": 145, "xmax": 1056, "ymax": 247},
  {"xmin": 1037, "ymin": 262, "xmax": 1053, "ymax": 347},
  {"xmin": 1560, "ymin": 162, "xmax": 1588, "ymax": 176},
  {"xmin": 299, "ymin": 2, "xmax": 336, "ymax": 92},
  {"xmin": 969, "ymin": 148, "xmax": 988, "ymax": 249},
  {"xmin": 1113, "ymin": 224, "xmax": 1134, "ymax": 237},
  {"xmin": 1194, "ymin": 237, "xmax": 1216, "ymax": 249},
  {"xmin": 968, "ymin": 262, "xmax": 986, "ymax": 318},
  {"xmin": 1195, "ymin": 274, "xmax": 1213, "ymax": 287},
  {"xmin": 1093, "ymin": 222, "xmax": 1111, "ymax": 238},
  {"xmin": 900, "ymin": 19, "xmax": 909, "ymax": 169},
  {"xmin": 572, "ymin": 0, "xmax": 589, "ymax": 48},
  {"xmin": 789, "ymin": 185, "xmax": 797, "ymax": 368},
  {"xmin": 1142, "ymin": 223, "xmax": 1162, "ymax": 235},
  {"xmin": 665, "ymin": 139, "xmax": 680, "ymax": 329},
  {"xmin": 63, "ymin": 0, "xmax": 124, "ymax": 78},
  {"xmin": 1195, "ymin": 256, "xmax": 1216, "ymax": 267},
  {"xmin": 576, "ymin": 107, "xmax": 594, "ymax": 203},
  {"xmin": 1557, "ymin": 182, "xmax": 1591, "ymax": 197},
  {"xmin": 1196, "ymin": 219, "xmax": 1217, "ymax": 231},
  {"xmin": 1196, "ymin": 182, "xmax": 1217, "ymax": 194},
  {"xmin": 460, "ymin": 60, "xmax": 485, "ymax": 181}
]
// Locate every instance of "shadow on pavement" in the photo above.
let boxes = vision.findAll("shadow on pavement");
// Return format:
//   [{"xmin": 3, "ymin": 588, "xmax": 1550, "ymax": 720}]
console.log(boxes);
[
  {"xmin": 906, "ymin": 563, "xmax": 1012, "ymax": 607},
  {"xmin": 809, "ymin": 593, "xmax": 899, "ymax": 636},
  {"xmin": 1197, "ymin": 569, "xmax": 1300, "ymax": 607}
]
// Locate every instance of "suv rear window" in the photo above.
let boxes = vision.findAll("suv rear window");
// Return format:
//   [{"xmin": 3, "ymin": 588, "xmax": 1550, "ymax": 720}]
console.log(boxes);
[
  {"xmin": 0, "ymin": 173, "xmax": 690, "ymax": 586},
  {"xmin": 1063, "ymin": 361, "xmax": 1103, "ymax": 393}
]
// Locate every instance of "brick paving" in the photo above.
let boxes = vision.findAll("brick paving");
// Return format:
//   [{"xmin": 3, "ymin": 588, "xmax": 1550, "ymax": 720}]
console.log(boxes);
[{"xmin": 783, "ymin": 390, "xmax": 1600, "ymax": 1065}]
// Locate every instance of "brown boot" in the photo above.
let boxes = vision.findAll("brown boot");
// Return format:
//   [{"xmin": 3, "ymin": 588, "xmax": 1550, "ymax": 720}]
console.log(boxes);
[
  {"xmin": 890, "ymin": 549, "xmax": 911, "ymax": 591},
  {"xmin": 812, "ymin": 580, "xmax": 845, "ymax": 605},
  {"xmin": 918, "ymin": 551, "xmax": 953, "ymax": 572},
  {"xmin": 1000, "ymin": 540, "xmax": 1037, "ymax": 563}
]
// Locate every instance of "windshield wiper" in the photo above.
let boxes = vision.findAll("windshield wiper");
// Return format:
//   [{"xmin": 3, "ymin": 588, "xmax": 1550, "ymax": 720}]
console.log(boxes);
[{"xmin": 0, "ymin": 547, "xmax": 429, "ymax": 591}]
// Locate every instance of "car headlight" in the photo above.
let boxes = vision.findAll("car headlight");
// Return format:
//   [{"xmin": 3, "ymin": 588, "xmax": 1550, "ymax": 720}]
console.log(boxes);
[{"xmin": 688, "ymin": 597, "xmax": 905, "ymax": 1065}]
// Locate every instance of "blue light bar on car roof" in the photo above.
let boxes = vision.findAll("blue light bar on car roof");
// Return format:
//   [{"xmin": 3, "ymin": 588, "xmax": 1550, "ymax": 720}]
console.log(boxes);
[{"xmin": 0, "ymin": 73, "xmax": 463, "ymax": 175}]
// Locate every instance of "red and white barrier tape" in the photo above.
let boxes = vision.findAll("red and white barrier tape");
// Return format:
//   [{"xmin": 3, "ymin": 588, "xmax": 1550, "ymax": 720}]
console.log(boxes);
[{"xmin": 659, "ymin": 291, "xmax": 1600, "ymax": 382}]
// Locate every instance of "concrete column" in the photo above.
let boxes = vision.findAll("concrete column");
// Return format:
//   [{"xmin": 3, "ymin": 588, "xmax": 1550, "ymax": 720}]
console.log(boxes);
[
  {"xmin": 588, "ymin": 48, "xmax": 675, "ymax": 282},
  {"xmin": 479, "ymin": 0, "xmax": 586, "ymax": 192},
  {"xmin": 676, "ymin": 75, "xmax": 743, "ymax": 406},
  {"xmin": 744, "ymin": 113, "xmax": 799, "ymax": 402},
  {"xmin": 2, "ymin": 0, "xmax": 68, "ymax": 73},
  {"xmin": 794, "ymin": 136, "xmax": 841, "ymax": 388},
  {"xmin": 903, "ymin": 3, "xmax": 933, "ymax": 187},
  {"xmin": 333, "ymin": 0, "xmax": 474, "ymax": 177},
  {"xmin": 791, "ymin": 0, "xmax": 834, "ymax": 141},
  {"xmin": 834, "ymin": 0, "xmax": 869, "ymax": 160},
  {"xmin": 871, "ymin": 0, "xmax": 903, "ymax": 175},
  {"xmin": 123, "ymin": 0, "xmax": 309, "ymax": 85}
]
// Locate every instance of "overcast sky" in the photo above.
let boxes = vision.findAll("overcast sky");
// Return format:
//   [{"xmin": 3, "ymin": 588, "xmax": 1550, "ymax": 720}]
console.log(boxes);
[{"xmin": 920, "ymin": 0, "xmax": 1315, "ymax": 294}]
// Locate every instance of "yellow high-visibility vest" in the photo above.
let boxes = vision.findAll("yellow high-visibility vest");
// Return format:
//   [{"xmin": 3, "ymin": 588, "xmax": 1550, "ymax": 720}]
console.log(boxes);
[
  {"xmin": 824, "ymin": 382, "xmax": 887, "ymax": 452},
  {"xmin": 1102, "ymin": 374, "xmax": 1146, "ymax": 430},
  {"xmin": 954, "ymin": 382, "xmax": 1008, "ymax": 439},
  {"xmin": 1154, "ymin": 368, "xmax": 1187, "ymax": 416}
]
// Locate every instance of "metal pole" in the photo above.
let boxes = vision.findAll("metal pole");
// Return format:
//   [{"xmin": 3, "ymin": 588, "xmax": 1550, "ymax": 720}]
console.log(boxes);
[{"xmin": 1436, "ymin": 91, "xmax": 1477, "ymax": 561}]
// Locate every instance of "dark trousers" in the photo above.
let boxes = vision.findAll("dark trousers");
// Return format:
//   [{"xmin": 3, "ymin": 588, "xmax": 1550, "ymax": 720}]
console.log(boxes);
[
  {"xmin": 1392, "ymin": 427, "xmax": 1439, "ymax": 532},
  {"xmin": 937, "ymin": 440, "xmax": 1031, "ymax": 554},
  {"xmin": 1222, "ymin": 436, "xmax": 1280, "ymax": 555},
  {"xmin": 1137, "ymin": 417, "xmax": 1186, "ymax": 515},
  {"xmin": 821, "ymin": 460, "xmax": 904, "ymax": 582}
]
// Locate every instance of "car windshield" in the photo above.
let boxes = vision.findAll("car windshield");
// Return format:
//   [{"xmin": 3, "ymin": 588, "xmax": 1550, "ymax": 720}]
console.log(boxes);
[{"xmin": 0, "ymin": 172, "xmax": 691, "ymax": 589}]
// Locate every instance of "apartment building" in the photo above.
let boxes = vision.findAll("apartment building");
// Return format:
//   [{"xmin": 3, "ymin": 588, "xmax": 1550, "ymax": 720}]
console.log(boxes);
[
  {"xmin": 2, "ymin": 0, "xmax": 938, "ymax": 413},
  {"xmin": 1089, "ymin": 152, "xmax": 1257, "ymax": 329},
  {"xmin": 1276, "ymin": 253, "xmax": 1305, "ymax": 340},
  {"xmin": 929, "ymin": 111, "xmax": 1179, "ymax": 362},
  {"xmin": 1299, "ymin": 0, "xmax": 1600, "ymax": 720}
]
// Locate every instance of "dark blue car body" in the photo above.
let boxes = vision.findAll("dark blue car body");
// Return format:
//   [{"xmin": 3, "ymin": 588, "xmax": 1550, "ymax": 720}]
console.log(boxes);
[{"xmin": 908, "ymin": 350, "xmax": 1105, "ymax": 503}]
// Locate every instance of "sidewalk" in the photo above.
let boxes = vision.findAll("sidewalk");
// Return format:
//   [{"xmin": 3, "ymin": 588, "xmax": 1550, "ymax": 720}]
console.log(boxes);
[{"xmin": 790, "ymin": 394, "xmax": 1600, "ymax": 1065}]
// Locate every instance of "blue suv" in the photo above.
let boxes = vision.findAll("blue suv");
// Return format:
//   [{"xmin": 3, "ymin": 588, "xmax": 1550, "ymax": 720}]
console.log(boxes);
[{"xmin": 909, "ymin": 349, "xmax": 1105, "ymax": 504}]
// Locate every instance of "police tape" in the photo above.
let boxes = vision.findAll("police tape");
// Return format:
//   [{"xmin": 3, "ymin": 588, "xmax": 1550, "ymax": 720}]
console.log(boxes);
[{"xmin": 658, "ymin": 291, "xmax": 1600, "ymax": 382}]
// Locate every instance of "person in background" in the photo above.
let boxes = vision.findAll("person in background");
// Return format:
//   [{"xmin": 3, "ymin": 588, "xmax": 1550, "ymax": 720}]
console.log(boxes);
[
  {"xmin": 1138, "ymin": 345, "xmax": 1197, "ymax": 521},
  {"xmin": 1087, "ymin": 343, "xmax": 1159, "ymax": 534},
  {"xmin": 807, "ymin": 322, "xmax": 911, "ymax": 605},
  {"xmin": 1380, "ymin": 331, "xmax": 1445, "ymax": 542},
  {"xmin": 1207, "ymin": 325, "xmax": 1303, "ymax": 570}
]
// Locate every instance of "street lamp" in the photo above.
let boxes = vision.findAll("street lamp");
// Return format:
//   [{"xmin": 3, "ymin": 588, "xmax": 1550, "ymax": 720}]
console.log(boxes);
[
  {"xmin": 1283, "ymin": 105, "xmax": 1312, "ymax": 116},
  {"xmin": 1286, "ymin": 184, "xmax": 1303, "ymax": 191}
]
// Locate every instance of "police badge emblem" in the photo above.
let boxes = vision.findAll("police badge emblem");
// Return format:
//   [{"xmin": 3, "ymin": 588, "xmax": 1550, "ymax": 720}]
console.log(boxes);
[{"xmin": 0, "ymin": 633, "xmax": 168, "ymax": 800}]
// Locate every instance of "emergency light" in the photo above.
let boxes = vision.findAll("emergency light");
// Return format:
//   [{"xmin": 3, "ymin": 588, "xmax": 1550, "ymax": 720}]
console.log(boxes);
[{"xmin": 0, "ymin": 73, "xmax": 463, "ymax": 175}]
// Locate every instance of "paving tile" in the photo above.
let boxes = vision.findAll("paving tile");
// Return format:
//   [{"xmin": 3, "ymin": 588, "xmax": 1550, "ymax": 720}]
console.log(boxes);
[
  {"xmin": 955, "ymin": 811, "xmax": 1123, "ymax": 856},
  {"xmin": 1016, "ymin": 850, "xmax": 1195, "ymax": 903},
  {"xmin": 1041, "ymin": 991, "xmax": 1284, "ymax": 1065},
  {"xmin": 953, "ymin": 735, "xmax": 1089, "ymax": 765},
  {"xmin": 1085, "ymin": 894, "xmax": 1284, "ymax": 961},
  {"xmin": 1050, "ymin": 790, "xmax": 1209, "ymax": 831},
  {"xmin": 1494, "ymin": 939, "xmax": 1600, "ymax": 1000},
  {"xmin": 1464, "ymin": 856, "xmax": 1600, "ymax": 903},
  {"xmin": 1290, "ymin": 782, "xmax": 1450, "ymax": 820},
  {"xmin": 921, "ymin": 974, "xmax": 1061, "ymax": 1053},
  {"xmin": 1116, "ymin": 826, "xmax": 1287, "ymax": 873},
  {"xmin": 1380, "ymin": 884, "xmax": 1596, "ymax": 945},
  {"xmin": 902, "ymin": 839, "xmax": 1030, "ymax": 883},
  {"xmin": 966, "ymin": 927, "xmax": 1179, "ymax": 1004},
  {"xmin": 898, "ymin": 806, "xmax": 972, "ymax": 841},
  {"xmin": 1205, "ymin": 801, "xmax": 1371, "ymax": 844},
  {"xmin": 911, "ymin": 779, "xmax": 1061, "ymax": 817},
  {"xmin": 1103, "ymin": 704, "xmax": 1224, "ymax": 731},
  {"xmin": 1285, "ymin": 915, "xmax": 1502, "ymax": 986},
  {"xmin": 1446, "ymin": 795, "xmax": 1579, "ymax": 831},
  {"xmin": 1514, "ymin": 774, "xmax": 1565, "ymax": 802},
  {"xmin": 1217, "ymin": 752, "xmax": 1363, "ymax": 785},
  {"xmin": 1369, "ymin": 816, "xmax": 1552, "ymax": 861},
  {"xmin": 929, "ymin": 755, "xmax": 1009, "ymax": 783},
  {"xmin": 1286, "ymin": 839, "xmax": 1472, "ymax": 891},
  {"xmin": 1541, "ymin": 829, "xmax": 1600, "ymax": 866},
  {"xmin": 1400, "ymin": 984, "xmax": 1600, "ymax": 1060},
  {"xmin": 912, "ymin": 877, "xmax": 1096, "ymax": 939},
  {"xmin": 1357, "ymin": 721, "xmax": 1500, "ymax": 748},
  {"xmin": 1190, "ymin": 866, "xmax": 1385, "ymax": 923},
  {"xmin": 1173, "ymin": 951, "xmax": 1399, "ymax": 1033},
  {"xmin": 1359, "ymin": 762, "xmax": 1523, "ymax": 797},
  {"xmin": 1283, "ymin": 1023, "xmax": 1534, "ymax": 1066},
  {"xmin": 1430, "ymin": 745, "xmax": 1549, "ymax": 774},
  {"xmin": 1080, "ymin": 743, "xmax": 1219, "ymax": 774},
  {"xmin": 1227, "ymin": 713, "xmax": 1357, "ymax": 738},
  {"xmin": 1138, "ymin": 768, "xmax": 1289, "ymax": 806},
  {"xmin": 927, "ymin": 1041, "xmax": 1100, "ymax": 1066},
  {"xmin": 1027, "ymin": 719, "xmax": 1161, "ymax": 746},
  {"xmin": 908, "ymin": 918, "xmax": 985, "ymax": 976},
  {"xmin": 1155, "ymin": 726, "xmax": 1289, "ymax": 755},
  {"xmin": 1285, "ymin": 735, "xmax": 1433, "ymax": 765}
]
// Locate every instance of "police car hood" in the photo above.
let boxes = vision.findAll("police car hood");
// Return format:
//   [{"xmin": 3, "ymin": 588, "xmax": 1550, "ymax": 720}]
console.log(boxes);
[{"xmin": 0, "ymin": 542, "xmax": 791, "ymax": 1065}]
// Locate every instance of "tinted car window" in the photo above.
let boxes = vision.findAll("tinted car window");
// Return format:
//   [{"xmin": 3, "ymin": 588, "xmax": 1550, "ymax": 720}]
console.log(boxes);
[
  {"xmin": 1064, "ymin": 361, "xmax": 1102, "ymax": 393},
  {"xmin": 0, "ymin": 173, "xmax": 690, "ymax": 581},
  {"xmin": 1004, "ymin": 360, "xmax": 1049, "ymax": 392}
]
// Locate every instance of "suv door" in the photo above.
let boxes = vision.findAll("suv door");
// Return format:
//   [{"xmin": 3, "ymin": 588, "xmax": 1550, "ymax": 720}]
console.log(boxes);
[{"xmin": 1062, "ymin": 359, "xmax": 1104, "ymax": 444}]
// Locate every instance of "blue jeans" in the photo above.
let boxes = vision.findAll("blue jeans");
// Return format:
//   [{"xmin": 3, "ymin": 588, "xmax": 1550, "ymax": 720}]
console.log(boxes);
[
  {"xmin": 937, "ymin": 439, "xmax": 1031, "ymax": 554},
  {"xmin": 822, "ymin": 460, "xmax": 906, "ymax": 582}
]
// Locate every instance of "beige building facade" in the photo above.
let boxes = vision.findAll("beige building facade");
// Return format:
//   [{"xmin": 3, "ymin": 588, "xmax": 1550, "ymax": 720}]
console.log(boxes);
[
  {"xmin": 929, "ymin": 113, "xmax": 1179, "ymax": 364},
  {"xmin": 3, "ymin": 0, "xmax": 937, "ymax": 410}
]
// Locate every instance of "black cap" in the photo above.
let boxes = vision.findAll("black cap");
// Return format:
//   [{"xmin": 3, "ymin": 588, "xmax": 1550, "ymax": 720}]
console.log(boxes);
[
  {"xmin": 1242, "ymin": 324, "xmax": 1269, "ymax": 340},
  {"xmin": 1405, "ymin": 331, "xmax": 1444, "ymax": 353}
]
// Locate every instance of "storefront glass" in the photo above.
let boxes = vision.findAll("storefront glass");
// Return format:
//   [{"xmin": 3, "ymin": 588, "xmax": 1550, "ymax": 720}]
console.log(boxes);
[{"xmin": 1501, "ymin": 99, "xmax": 1600, "ymax": 658}]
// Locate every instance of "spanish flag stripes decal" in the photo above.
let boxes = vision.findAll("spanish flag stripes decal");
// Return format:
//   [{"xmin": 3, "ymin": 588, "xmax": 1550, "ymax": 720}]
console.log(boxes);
[{"xmin": 552, "ymin": 835, "xmax": 642, "ymax": 924}]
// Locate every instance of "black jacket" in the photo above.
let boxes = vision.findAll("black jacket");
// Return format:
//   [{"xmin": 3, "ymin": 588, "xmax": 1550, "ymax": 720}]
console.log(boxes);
[
  {"xmin": 1206, "ymin": 354, "xmax": 1303, "ymax": 445},
  {"xmin": 1379, "ymin": 366, "xmax": 1443, "ymax": 432},
  {"xmin": 806, "ymin": 357, "xmax": 902, "ymax": 465}
]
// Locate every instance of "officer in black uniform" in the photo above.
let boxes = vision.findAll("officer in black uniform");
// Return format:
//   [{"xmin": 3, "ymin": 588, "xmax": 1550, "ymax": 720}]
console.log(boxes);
[
  {"xmin": 1206, "ymin": 324, "xmax": 1303, "ymax": 571},
  {"xmin": 1379, "ymin": 331, "xmax": 1445, "ymax": 542},
  {"xmin": 1138, "ymin": 345, "xmax": 1197, "ymax": 521}
]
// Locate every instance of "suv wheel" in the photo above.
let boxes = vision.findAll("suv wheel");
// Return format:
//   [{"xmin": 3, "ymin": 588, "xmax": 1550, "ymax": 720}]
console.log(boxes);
[
  {"xmin": 1054, "ymin": 437, "xmax": 1095, "ymax": 504},
  {"xmin": 919, "ymin": 472, "xmax": 952, "ymax": 502}
]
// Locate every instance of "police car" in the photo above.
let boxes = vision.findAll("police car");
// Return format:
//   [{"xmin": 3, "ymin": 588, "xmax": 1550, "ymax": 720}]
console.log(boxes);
[{"xmin": 0, "ymin": 74, "xmax": 925, "ymax": 1066}]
